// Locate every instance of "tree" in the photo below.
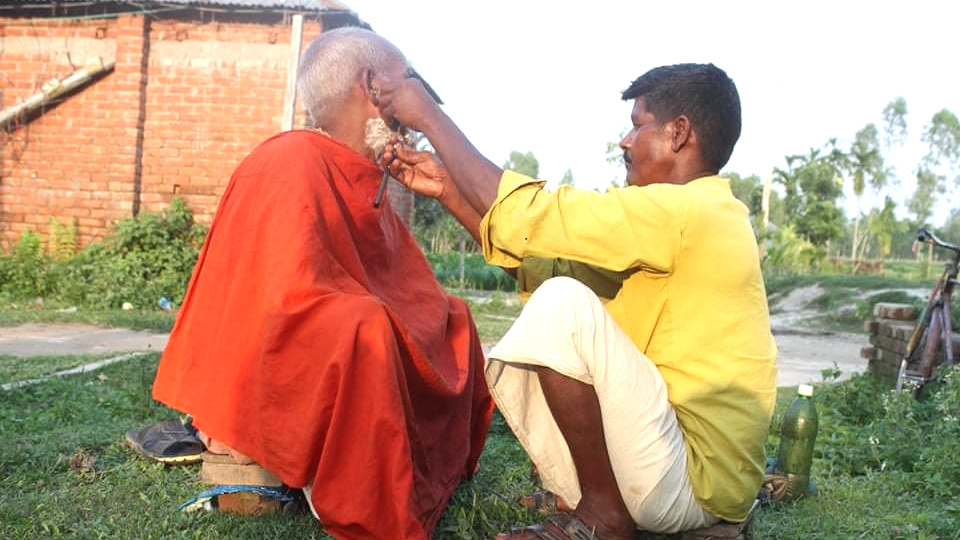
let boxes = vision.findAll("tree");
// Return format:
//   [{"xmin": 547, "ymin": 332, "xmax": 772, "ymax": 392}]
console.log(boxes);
[
  {"xmin": 559, "ymin": 169, "xmax": 575, "ymax": 187},
  {"xmin": 722, "ymin": 172, "xmax": 784, "ymax": 237},
  {"xmin": 882, "ymin": 97, "xmax": 908, "ymax": 152},
  {"xmin": 773, "ymin": 145, "xmax": 846, "ymax": 249},
  {"xmin": 766, "ymin": 189, "xmax": 786, "ymax": 228},
  {"xmin": 942, "ymin": 207, "xmax": 960, "ymax": 244},
  {"xmin": 908, "ymin": 168, "xmax": 942, "ymax": 227},
  {"xmin": 848, "ymin": 124, "xmax": 888, "ymax": 199},
  {"xmin": 863, "ymin": 197, "xmax": 904, "ymax": 259},
  {"xmin": 724, "ymin": 172, "xmax": 761, "ymax": 211},
  {"xmin": 606, "ymin": 131, "xmax": 626, "ymax": 165},
  {"xmin": 922, "ymin": 109, "xmax": 960, "ymax": 169},
  {"xmin": 845, "ymin": 123, "xmax": 888, "ymax": 261},
  {"xmin": 503, "ymin": 151, "xmax": 540, "ymax": 178},
  {"xmin": 910, "ymin": 109, "xmax": 960, "ymax": 226}
]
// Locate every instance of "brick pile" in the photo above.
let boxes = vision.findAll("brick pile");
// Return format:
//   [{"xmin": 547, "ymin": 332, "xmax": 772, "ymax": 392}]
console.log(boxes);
[{"xmin": 861, "ymin": 302, "xmax": 960, "ymax": 383}]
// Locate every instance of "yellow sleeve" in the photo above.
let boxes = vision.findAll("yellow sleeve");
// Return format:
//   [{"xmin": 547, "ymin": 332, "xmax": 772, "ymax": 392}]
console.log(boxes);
[{"xmin": 479, "ymin": 170, "xmax": 684, "ymax": 273}]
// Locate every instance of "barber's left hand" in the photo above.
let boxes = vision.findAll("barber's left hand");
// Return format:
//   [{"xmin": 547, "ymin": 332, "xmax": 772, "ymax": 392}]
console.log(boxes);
[
  {"xmin": 374, "ymin": 77, "xmax": 441, "ymax": 133},
  {"xmin": 382, "ymin": 136, "xmax": 448, "ymax": 200}
]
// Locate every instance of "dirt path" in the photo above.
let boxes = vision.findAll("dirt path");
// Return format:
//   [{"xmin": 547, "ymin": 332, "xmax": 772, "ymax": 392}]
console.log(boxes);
[
  {"xmin": 0, "ymin": 323, "xmax": 168, "ymax": 357},
  {"xmin": 2, "ymin": 282, "xmax": 876, "ymax": 388},
  {"xmin": 773, "ymin": 330, "xmax": 866, "ymax": 385}
]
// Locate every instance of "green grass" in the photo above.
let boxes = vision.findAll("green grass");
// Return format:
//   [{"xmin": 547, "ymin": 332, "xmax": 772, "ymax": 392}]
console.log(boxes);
[
  {"xmin": 0, "ymin": 352, "xmax": 133, "ymax": 385},
  {"xmin": 0, "ymin": 303, "xmax": 174, "ymax": 333},
  {"xmin": 755, "ymin": 374, "xmax": 960, "ymax": 538},
  {"xmin": 4, "ymin": 279, "xmax": 959, "ymax": 538},
  {"xmin": 0, "ymin": 354, "xmax": 539, "ymax": 539},
  {"xmin": 3, "ymin": 353, "xmax": 959, "ymax": 539},
  {"xmin": 764, "ymin": 273, "xmax": 933, "ymax": 298},
  {"xmin": 449, "ymin": 289, "xmax": 523, "ymax": 344}
]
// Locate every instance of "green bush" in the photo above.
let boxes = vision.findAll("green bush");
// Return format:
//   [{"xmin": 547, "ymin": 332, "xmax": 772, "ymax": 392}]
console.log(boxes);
[
  {"xmin": 763, "ymin": 224, "xmax": 825, "ymax": 275},
  {"xmin": 0, "ymin": 198, "xmax": 206, "ymax": 309},
  {"xmin": 808, "ymin": 371, "xmax": 960, "ymax": 497},
  {"xmin": 0, "ymin": 230, "xmax": 53, "ymax": 300},
  {"xmin": 427, "ymin": 252, "xmax": 516, "ymax": 291}
]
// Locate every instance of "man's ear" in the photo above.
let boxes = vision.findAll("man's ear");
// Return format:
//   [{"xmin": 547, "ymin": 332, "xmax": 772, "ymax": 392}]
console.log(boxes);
[
  {"xmin": 669, "ymin": 115, "xmax": 692, "ymax": 153},
  {"xmin": 360, "ymin": 68, "xmax": 379, "ymax": 103}
]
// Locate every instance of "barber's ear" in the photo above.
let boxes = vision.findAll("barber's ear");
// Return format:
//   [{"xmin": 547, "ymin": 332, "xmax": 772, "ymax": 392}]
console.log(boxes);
[{"xmin": 669, "ymin": 116, "xmax": 692, "ymax": 153}]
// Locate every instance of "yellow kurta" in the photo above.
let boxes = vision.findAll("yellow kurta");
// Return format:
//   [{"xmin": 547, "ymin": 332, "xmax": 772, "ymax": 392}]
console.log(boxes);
[{"xmin": 480, "ymin": 170, "xmax": 778, "ymax": 521}]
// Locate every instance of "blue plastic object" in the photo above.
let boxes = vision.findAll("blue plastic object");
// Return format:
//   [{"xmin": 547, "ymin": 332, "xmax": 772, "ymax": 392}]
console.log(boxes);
[{"xmin": 178, "ymin": 484, "xmax": 297, "ymax": 512}]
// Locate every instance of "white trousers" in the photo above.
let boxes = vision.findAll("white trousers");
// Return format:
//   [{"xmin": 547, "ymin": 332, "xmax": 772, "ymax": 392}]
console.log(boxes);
[{"xmin": 487, "ymin": 277, "xmax": 718, "ymax": 533}]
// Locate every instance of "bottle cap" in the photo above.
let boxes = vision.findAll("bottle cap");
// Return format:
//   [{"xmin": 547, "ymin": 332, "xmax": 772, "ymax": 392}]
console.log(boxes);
[{"xmin": 798, "ymin": 384, "xmax": 814, "ymax": 397}]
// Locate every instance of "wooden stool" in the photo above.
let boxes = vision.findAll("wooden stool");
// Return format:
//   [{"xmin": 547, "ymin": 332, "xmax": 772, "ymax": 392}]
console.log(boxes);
[
  {"xmin": 199, "ymin": 451, "xmax": 282, "ymax": 487},
  {"xmin": 198, "ymin": 451, "xmax": 284, "ymax": 516}
]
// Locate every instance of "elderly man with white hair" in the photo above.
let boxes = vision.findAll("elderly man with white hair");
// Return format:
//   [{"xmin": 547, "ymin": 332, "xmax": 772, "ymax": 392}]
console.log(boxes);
[{"xmin": 151, "ymin": 28, "xmax": 494, "ymax": 540}]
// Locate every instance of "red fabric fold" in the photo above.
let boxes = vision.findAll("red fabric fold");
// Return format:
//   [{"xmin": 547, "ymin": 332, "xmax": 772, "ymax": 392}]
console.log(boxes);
[{"xmin": 153, "ymin": 130, "xmax": 494, "ymax": 539}]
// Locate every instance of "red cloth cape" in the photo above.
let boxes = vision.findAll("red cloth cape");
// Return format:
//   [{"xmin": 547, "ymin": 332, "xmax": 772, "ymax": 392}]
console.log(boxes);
[{"xmin": 152, "ymin": 131, "xmax": 494, "ymax": 539}]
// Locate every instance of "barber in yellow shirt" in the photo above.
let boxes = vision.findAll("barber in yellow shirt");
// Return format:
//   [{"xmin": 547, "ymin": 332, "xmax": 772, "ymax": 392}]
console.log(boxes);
[{"xmin": 377, "ymin": 63, "xmax": 776, "ymax": 540}]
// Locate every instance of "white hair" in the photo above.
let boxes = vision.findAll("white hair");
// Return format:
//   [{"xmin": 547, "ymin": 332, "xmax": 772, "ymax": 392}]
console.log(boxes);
[{"xmin": 297, "ymin": 27, "xmax": 405, "ymax": 128}]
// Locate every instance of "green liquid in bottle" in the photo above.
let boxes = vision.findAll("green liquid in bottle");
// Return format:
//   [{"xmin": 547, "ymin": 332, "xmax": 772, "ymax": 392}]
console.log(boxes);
[{"xmin": 775, "ymin": 384, "xmax": 818, "ymax": 501}]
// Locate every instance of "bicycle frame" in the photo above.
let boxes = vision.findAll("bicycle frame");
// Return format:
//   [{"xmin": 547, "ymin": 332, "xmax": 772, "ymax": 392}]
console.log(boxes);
[{"xmin": 895, "ymin": 229, "xmax": 959, "ymax": 394}]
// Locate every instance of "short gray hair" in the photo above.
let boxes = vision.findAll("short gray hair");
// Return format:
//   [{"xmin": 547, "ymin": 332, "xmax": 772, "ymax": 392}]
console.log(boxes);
[{"xmin": 297, "ymin": 27, "xmax": 405, "ymax": 128}]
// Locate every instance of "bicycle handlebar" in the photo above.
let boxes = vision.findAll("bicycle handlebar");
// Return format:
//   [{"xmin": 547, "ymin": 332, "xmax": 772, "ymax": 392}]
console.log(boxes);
[{"xmin": 917, "ymin": 228, "xmax": 960, "ymax": 255}]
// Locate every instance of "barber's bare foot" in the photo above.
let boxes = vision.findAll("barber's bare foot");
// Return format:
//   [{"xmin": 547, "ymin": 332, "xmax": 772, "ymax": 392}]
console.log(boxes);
[
  {"xmin": 495, "ymin": 505, "xmax": 634, "ymax": 540},
  {"xmin": 573, "ymin": 503, "xmax": 636, "ymax": 539}
]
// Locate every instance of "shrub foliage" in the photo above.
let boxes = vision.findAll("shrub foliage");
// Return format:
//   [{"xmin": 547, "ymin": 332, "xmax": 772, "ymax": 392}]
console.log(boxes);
[{"xmin": 0, "ymin": 198, "xmax": 206, "ymax": 309}]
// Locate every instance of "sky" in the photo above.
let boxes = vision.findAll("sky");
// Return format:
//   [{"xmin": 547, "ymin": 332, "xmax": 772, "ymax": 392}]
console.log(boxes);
[{"xmin": 346, "ymin": 0, "xmax": 960, "ymax": 224}]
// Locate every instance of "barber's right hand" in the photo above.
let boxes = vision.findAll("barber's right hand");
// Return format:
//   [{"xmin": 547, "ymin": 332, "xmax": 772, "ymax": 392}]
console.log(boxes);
[
  {"xmin": 382, "ymin": 136, "xmax": 449, "ymax": 200},
  {"xmin": 374, "ymin": 77, "xmax": 440, "ymax": 134}
]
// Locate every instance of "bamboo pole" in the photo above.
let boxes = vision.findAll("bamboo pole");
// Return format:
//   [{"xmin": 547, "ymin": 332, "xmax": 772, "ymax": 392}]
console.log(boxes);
[
  {"xmin": 281, "ymin": 14, "xmax": 305, "ymax": 132},
  {"xmin": 0, "ymin": 57, "xmax": 114, "ymax": 130}
]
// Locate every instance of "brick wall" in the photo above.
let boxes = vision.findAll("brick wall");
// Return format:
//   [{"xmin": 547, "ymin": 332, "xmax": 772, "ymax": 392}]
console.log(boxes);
[
  {"xmin": 0, "ymin": 12, "xmax": 397, "ymax": 251},
  {"xmin": 137, "ymin": 17, "xmax": 323, "ymax": 217},
  {"xmin": 0, "ymin": 17, "xmax": 131, "ymax": 248},
  {"xmin": 861, "ymin": 302, "xmax": 960, "ymax": 383}
]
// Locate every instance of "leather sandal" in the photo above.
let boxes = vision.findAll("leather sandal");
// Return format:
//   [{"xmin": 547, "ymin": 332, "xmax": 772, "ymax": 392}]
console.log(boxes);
[
  {"xmin": 517, "ymin": 491, "xmax": 572, "ymax": 514},
  {"xmin": 495, "ymin": 512, "xmax": 604, "ymax": 540}
]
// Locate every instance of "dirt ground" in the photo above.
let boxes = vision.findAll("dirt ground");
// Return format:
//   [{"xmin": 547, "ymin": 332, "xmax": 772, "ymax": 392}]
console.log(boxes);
[
  {"xmin": 0, "ymin": 323, "xmax": 168, "ymax": 357},
  {"xmin": 768, "ymin": 284, "xmax": 871, "ymax": 385},
  {"xmin": 772, "ymin": 330, "xmax": 866, "ymax": 385}
]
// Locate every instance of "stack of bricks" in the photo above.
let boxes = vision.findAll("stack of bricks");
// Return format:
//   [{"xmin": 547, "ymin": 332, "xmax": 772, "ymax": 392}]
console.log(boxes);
[
  {"xmin": 861, "ymin": 302, "xmax": 960, "ymax": 383},
  {"xmin": 199, "ymin": 452, "xmax": 285, "ymax": 515}
]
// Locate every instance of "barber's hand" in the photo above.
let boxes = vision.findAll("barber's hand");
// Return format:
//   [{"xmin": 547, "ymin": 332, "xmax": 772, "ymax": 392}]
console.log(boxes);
[
  {"xmin": 382, "ymin": 137, "xmax": 449, "ymax": 200},
  {"xmin": 374, "ymin": 77, "xmax": 440, "ymax": 133}
]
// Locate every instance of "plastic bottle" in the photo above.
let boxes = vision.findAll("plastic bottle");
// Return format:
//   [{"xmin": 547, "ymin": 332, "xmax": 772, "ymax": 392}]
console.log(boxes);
[{"xmin": 774, "ymin": 383, "xmax": 819, "ymax": 501}]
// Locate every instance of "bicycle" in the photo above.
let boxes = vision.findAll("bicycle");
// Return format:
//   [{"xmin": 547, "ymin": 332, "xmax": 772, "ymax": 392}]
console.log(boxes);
[{"xmin": 895, "ymin": 228, "xmax": 959, "ymax": 395}]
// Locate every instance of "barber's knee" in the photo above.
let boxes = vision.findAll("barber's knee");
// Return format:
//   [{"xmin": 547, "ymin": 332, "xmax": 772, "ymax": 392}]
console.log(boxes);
[{"xmin": 527, "ymin": 276, "xmax": 599, "ymax": 311}]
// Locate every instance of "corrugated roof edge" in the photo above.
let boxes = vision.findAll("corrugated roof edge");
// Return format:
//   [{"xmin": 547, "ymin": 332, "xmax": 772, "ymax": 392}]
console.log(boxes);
[{"xmin": 1, "ymin": 0, "xmax": 350, "ymax": 14}]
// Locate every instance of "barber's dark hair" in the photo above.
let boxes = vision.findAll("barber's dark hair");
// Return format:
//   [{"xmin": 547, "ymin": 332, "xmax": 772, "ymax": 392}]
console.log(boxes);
[{"xmin": 622, "ymin": 63, "xmax": 741, "ymax": 170}]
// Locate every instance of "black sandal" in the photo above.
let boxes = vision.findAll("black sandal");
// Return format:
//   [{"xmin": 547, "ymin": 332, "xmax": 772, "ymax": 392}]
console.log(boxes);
[{"xmin": 125, "ymin": 418, "xmax": 203, "ymax": 465}]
